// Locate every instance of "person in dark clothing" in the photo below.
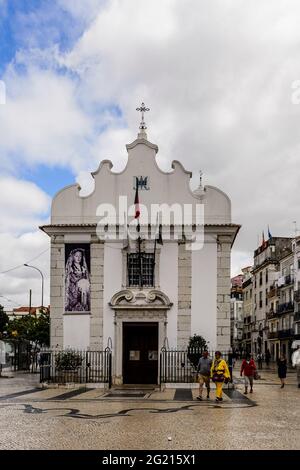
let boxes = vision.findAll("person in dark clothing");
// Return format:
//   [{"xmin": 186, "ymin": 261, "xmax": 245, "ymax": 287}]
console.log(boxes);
[
  {"xmin": 265, "ymin": 349, "xmax": 271, "ymax": 367},
  {"xmin": 277, "ymin": 353, "xmax": 287, "ymax": 388},
  {"xmin": 257, "ymin": 352, "xmax": 263, "ymax": 370}
]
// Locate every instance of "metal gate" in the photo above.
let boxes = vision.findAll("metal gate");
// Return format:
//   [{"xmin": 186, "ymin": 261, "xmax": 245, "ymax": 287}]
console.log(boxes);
[
  {"xmin": 160, "ymin": 348, "xmax": 232, "ymax": 383},
  {"xmin": 40, "ymin": 348, "xmax": 112, "ymax": 387}
]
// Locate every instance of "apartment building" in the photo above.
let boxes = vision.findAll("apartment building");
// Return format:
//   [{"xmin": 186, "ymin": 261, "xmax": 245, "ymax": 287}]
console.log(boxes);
[
  {"xmin": 241, "ymin": 267, "xmax": 253, "ymax": 354},
  {"xmin": 230, "ymin": 274, "xmax": 244, "ymax": 351},
  {"xmin": 251, "ymin": 237, "xmax": 291, "ymax": 356}
]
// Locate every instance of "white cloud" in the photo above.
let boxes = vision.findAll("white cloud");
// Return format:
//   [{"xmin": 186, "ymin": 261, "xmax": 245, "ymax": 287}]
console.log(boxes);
[
  {"xmin": 0, "ymin": 65, "xmax": 93, "ymax": 173},
  {"xmin": 2, "ymin": 0, "xmax": 300, "ymax": 306},
  {"xmin": 0, "ymin": 177, "xmax": 50, "ymax": 309},
  {"xmin": 0, "ymin": 231, "xmax": 50, "ymax": 310},
  {"xmin": 0, "ymin": 176, "xmax": 50, "ymax": 234},
  {"xmin": 61, "ymin": 0, "xmax": 300, "ymax": 273},
  {"xmin": 56, "ymin": 0, "xmax": 106, "ymax": 24}
]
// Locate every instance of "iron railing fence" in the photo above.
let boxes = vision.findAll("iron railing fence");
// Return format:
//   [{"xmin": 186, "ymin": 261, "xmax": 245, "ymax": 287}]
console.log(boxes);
[
  {"xmin": 40, "ymin": 348, "xmax": 112, "ymax": 387},
  {"xmin": 160, "ymin": 348, "xmax": 233, "ymax": 384},
  {"xmin": 0, "ymin": 341, "xmax": 52, "ymax": 373},
  {"xmin": 1, "ymin": 340, "xmax": 32, "ymax": 371}
]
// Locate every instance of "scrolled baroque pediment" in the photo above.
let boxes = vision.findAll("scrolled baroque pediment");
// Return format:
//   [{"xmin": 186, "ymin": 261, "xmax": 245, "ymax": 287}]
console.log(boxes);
[{"xmin": 109, "ymin": 289, "xmax": 173, "ymax": 310}]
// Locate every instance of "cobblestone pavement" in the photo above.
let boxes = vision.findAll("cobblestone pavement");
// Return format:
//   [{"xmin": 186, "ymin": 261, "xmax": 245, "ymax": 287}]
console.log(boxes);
[{"xmin": 0, "ymin": 366, "xmax": 299, "ymax": 450}]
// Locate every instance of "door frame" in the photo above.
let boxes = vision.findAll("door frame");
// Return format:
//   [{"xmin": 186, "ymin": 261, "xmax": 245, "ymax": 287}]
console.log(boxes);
[
  {"xmin": 122, "ymin": 321, "xmax": 159, "ymax": 384},
  {"xmin": 113, "ymin": 311, "xmax": 167, "ymax": 385}
]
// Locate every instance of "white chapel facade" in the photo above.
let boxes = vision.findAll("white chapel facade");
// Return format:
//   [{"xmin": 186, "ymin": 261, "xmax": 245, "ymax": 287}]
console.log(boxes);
[{"xmin": 41, "ymin": 107, "xmax": 240, "ymax": 384}]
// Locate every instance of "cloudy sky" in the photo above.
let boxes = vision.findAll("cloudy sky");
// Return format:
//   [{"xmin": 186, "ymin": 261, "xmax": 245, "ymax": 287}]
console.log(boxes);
[{"xmin": 0, "ymin": 0, "xmax": 300, "ymax": 310}]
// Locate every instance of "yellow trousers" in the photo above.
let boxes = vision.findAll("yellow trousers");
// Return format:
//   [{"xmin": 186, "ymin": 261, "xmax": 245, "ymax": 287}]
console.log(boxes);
[{"xmin": 215, "ymin": 382, "xmax": 223, "ymax": 399}]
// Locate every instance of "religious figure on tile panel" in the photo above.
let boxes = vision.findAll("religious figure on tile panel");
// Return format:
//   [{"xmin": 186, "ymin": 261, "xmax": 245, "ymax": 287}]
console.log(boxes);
[{"xmin": 65, "ymin": 244, "xmax": 90, "ymax": 312}]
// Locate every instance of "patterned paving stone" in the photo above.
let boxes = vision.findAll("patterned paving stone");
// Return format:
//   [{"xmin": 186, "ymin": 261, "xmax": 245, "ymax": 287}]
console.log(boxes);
[{"xmin": 0, "ymin": 369, "xmax": 299, "ymax": 450}]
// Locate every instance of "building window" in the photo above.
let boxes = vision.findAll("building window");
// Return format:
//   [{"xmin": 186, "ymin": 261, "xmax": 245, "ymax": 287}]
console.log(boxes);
[
  {"xmin": 259, "ymin": 272, "xmax": 263, "ymax": 286},
  {"xmin": 265, "ymin": 288, "xmax": 268, "ymax": 306},
  {"xmin": 298, "ymin": 258, "xmax": 300, "ymax": 270},
  {"xmin": 127, "ymin": 253, "xmax": 154, "ymax": 287},
  {"xmin": 282, "ymin": 267, "xmax": 287, "ymax": 276},
  {"xmin": 265, "ymin": 269, "xmax": 268, "ymax": 284},
  {"xmin": 259, "ymin": 291, "xmax": 263, "ymax": 309}
]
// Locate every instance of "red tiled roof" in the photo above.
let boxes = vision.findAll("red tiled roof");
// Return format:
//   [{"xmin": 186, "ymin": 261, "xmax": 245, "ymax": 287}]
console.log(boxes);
[
  {"xmin": 13, "ymin": 307, "xmax": 38, "ymax": 314},
  {"xmin": 14, "ymin": 307, "xmax": 35, "ymax": 312},
  {"xmin": 11, "ymin": 307, "xmax": 50, "ymax": 315}
]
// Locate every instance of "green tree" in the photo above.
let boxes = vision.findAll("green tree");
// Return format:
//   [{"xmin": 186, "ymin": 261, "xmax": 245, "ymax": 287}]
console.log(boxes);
[
  {"xmin": 6, "ymin": 309, "xmax": 50, "ymax": 347},
  {"xmin": 188, "ymin": 334, "xmax": 208, "ymax": 350},
  {"xmin": 32, "ymin": 310, "xmax": 50, "ymax": 347},
  {"xmin": 0, "ymin": 305, "xmax": 9, "ymax": 337},
  {"xmin": 6, "ymin": 315, "xmax": 30, "ymax": 340},
  {"xmin": 187, "ymin": 334, "xmax": 208, "ymax": 370}
]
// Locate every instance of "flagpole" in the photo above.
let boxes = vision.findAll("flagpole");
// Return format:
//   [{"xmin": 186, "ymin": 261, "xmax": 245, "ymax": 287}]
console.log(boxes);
[
  {"xmin": 138, "ymin": 221, "xmax": 143, "ymax": 288},
  {"xmin": 135, "ymin": 177, "xmax": 143, "ymax": 288},
  {"xmin": 152, "ymin": 215, "xmax": 158, "ymax": 286}
]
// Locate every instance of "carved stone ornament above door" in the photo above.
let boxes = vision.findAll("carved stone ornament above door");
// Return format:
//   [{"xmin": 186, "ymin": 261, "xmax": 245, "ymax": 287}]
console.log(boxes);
[{"xmin": 109, "ymin": 289, "xmax": 173, "ymax": 310}]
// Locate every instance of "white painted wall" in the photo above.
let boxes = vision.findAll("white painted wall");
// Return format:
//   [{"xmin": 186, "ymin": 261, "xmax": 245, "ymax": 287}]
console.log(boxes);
[
  {"xmin": 64, "ymin": 234, "xmax": 91, "ymax": 243},
  {"xmin": 63, "ymin": 315, "xmax": 90, "ymax": 349},
  {"xmin": 159, "ymin": 243, "xmax": 178, "ymax": 348},
  {"xmin": 103, "ymin": 243, "xmax": 123, "ymax": 349},
  {"xmin": 191, "ymin": 239, "xmax": 217, "ymax": 349},
  {"xmin": 51, "ymin": 136, "xmax": 231, "ymax": 226}
]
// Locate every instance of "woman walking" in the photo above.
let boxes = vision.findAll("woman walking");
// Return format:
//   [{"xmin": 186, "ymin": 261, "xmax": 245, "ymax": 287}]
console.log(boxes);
[
  {"xmin": 210, "ymin": 351, "xmax": 230, "ymax": 402},
  {"xmin": 277, "ymin": 353, "xmax": 287, "ymax": 388}
]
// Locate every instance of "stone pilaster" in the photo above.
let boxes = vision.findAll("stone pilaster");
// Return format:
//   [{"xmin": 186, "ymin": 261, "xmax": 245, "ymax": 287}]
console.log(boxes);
[
  {"xmin": 50, "ymin": 236, "xmax": 64, "ymax": 348},
  {"xmin": 217, "ymin": 235, "xmax": 231, "ymax": 350},
  {"xmin": 177, "ymin": 243, "xmax": 192, "ymax": 349},
  {"xmin": 90, "ymin": 241, "xmax": 104, "ymax": 350}
]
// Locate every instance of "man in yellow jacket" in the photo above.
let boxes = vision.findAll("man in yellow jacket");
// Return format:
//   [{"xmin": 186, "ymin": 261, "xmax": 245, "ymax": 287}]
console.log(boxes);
[{"xmin": 210, "ymin": 351, "xmax": 231, "ymax": 402}]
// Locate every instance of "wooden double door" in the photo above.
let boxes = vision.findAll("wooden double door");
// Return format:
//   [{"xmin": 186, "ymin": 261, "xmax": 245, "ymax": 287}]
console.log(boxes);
[{"xmin": 123, "ymin": 322, "xmax": 158, "ymax": 384}]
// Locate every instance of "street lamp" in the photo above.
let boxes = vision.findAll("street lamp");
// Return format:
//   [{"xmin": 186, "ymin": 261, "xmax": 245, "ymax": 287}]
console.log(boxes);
[{"xmin": 24, "ymin": 264, "xmax": 44, "ymax": 308}]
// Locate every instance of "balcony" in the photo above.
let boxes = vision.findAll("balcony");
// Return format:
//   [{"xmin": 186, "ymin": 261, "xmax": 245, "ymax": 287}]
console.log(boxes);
[
  {"xmin": 268, "ymin": 331, "xmax": 279, "ymax": 339},
  {"xmin": 278, "ymin": 275, "xmax": 294, "ymax": 288},
  {"xmin": 284, "ymin": 274, "xmax": 294, "ymax": 286},
  {"xmin": 267, "ymin": 309, "xmax": 278, "ymax": 320},
  {"xmin": 268, "ymin": 287, "xmax": 278, "ymax": 299},
  {"xmin": 294, "ymin": 290, "xmax": 300, "ymax": 302},
  {"xmin": 278, "ymin": 329, "xmax": 294, "ymax": 339},
  {"xmin": 277, "ymin": 302, "xmax": 294, "ymax": 314},
  {"xmin": 242, "ymin": 332, "xmax": 252, "ymax": 340},
  {"xmin": 294, "ymin": 311, "xmax": 300, "ymax": 322}
]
